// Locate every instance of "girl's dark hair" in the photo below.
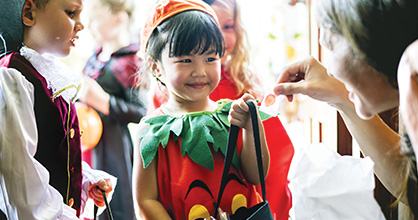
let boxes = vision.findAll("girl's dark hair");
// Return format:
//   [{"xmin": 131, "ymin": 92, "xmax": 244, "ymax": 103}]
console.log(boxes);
[{"xmin": 146, "ymin": 10, "xmax": 224, "ymax": 63}]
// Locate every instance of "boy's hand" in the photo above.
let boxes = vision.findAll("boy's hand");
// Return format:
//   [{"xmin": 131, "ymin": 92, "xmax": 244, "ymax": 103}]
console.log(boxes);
[
  {"xmin": 88, "ymin": 179, "xmax": 113, "ymax": 207},
  {"xmin": 229, "ymin": 93, "xmax": 257, "ymax": 130}
]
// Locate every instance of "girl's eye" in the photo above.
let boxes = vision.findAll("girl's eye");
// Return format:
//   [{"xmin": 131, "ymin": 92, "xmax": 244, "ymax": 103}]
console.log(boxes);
[
  {"xmin": 223, "ymin": 25, "xmax": 235, "ymax": 31},
  {"xmin": 178, "ymin": 59, "xmax": 192, "ymax": 63},
  {"xmin": 66, "ymin": 10, "xmax": 76, "ymax": 18},
  {"xmin": 206, "ymin": 57, "xmax": 217, "ymax": 62}
]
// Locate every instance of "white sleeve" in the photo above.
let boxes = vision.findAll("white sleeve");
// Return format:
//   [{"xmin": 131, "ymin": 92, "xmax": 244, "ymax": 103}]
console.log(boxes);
[
  {"xmin": 79, "ymin": 162, "xmax": 117, "ymax": 219},
  {"xmin": 0, "ymin": 67, "xmax": 78, "ymax": 220}
]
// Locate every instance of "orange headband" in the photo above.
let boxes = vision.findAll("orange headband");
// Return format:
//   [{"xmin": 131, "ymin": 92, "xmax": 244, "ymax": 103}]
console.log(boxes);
[{"xmin": 140, "ymin": 0, "xmax": 219, "ymax": 56}]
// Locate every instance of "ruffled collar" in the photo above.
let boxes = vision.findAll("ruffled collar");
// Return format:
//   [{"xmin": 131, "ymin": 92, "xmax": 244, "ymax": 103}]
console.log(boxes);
[{"xmin": 20, "ymin": 46, "xmax": 82, "ymax": 103}]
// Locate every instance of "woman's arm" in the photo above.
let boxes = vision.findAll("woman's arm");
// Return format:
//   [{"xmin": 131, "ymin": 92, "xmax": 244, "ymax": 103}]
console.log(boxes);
[
  {"xmin": 399, "ymin": 39, "xmax": 418, "ymax": 158},
  {"xmin": 132, "ymin": 138, "xmax": 172, "ymax": 220},
  {"xmin": 229, "ymin": 94, "xmax": 270, "ymax": 185},
  {"xmin": 274, "ymin": 56, "xmax": 406, "ymax": 199}
]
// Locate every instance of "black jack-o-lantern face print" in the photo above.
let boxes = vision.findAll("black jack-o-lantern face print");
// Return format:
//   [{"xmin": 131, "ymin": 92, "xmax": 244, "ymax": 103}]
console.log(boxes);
[{"xmin": 186, "ymin": 173, "xmax": 248, "ymax": 220}]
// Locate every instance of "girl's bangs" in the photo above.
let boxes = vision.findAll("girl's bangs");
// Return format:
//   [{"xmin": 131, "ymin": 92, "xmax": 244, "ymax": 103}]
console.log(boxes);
[{"xmin": 167, "ymin": 11, "xmax": 224, "ymax": 57}]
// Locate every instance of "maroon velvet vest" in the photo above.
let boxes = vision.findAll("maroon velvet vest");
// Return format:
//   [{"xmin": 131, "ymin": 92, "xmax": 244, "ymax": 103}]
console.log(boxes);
[{"xmin": 0, "ymin": 53, "xmax": 83, "ymax": 216}]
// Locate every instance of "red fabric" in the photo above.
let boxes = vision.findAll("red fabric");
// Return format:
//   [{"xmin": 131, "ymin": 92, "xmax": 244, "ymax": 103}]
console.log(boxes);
[
  {"xmin": 209, "ymin": 68, "xmax": 242, "ymax": 101},
  {"xmin": 147, "ymin": 83, "xmax": 169, "ymax": 115},
  {"xmin": 261, "ymin": 116, "xmax": 294, "ymax": 220},
  {"xmin": 152, "ymin": 108, "xmax": 262, "ymax": 219},
  {"xmin": 82, "ymin": 149, "xmax": 92, "ymax": 166}
]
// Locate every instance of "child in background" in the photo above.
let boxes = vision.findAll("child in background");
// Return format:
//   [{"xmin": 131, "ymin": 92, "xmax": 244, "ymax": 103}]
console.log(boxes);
[
  {"xmin": 207, "ymin": 1, "xmax": 294, "ymax": 219},
  {"xmin": 132, "ymin": 0, "xmax": 270, "ymax": 219},
  {"xmin": 0, "ymin": 0, "xmax": 115, "ymax": 219},
  {"xmin": 78, "ymin": 0, "xmax": 148, "ymax": 219},
  {"xmin": 208, "ymin": 0, "xmax": 262, "ymax": 101}
]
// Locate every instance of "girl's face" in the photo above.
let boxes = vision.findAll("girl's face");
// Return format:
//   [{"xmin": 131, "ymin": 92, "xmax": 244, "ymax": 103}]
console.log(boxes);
[
  {"xmin": 211, "ymin": 3, "xmax": 236, "ymax": 64},
  {"xmin": 87, "ymin": 1, "xmax": 124, "ymax": 45},
  {"xmin": 158, "ymin": 47, "xmax": 221, "ymax": 106},
  {"xmin": 24, "ymin": 0, "xmax": 84, "ymax": 56},
  {"xmin": 319, "ymin": 27, "xmax": 399, "ymax": 119}
]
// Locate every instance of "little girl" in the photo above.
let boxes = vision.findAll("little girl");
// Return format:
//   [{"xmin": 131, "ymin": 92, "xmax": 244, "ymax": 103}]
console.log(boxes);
[
  {"xmin": 147, "ymin": 0, "xmax": 262, "ymax": 113},
  {"xmin": 132, "ymin": 0, "xmax": 270, "ymax": 219},
  {"xmin": 208, "ymin": 0, "xmax": 262, "ymax": 101}
]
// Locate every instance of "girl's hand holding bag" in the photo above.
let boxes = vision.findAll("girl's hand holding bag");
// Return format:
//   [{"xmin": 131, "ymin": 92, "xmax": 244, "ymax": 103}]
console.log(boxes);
[{"xmin": 214, "ymin": 101, "xmax": 274, "ymax": 220}]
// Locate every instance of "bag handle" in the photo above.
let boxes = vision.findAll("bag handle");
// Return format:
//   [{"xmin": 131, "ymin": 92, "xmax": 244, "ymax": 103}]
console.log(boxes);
[
  {"xmin": 214, "ymin": 101, "xmax": 267, "ymax": 218},
  {"xmin": 93, "ymin": 187, "xmax": 114, "ymax": 220}
]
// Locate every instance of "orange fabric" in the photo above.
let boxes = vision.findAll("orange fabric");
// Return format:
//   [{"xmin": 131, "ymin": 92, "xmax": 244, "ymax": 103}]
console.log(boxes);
[{"xmin": 141, "ymin": 0, "xmax": 219, "ymax": 55}]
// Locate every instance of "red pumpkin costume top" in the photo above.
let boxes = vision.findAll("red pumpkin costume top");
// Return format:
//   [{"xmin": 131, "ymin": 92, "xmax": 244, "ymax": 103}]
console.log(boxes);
[
  {"xmin": 140, "ymin": 101, "xmax": 265, "ymax": 219},
  {"xmin": 139, "ymin": 100, "xmax": 294, "ymax": 219}
]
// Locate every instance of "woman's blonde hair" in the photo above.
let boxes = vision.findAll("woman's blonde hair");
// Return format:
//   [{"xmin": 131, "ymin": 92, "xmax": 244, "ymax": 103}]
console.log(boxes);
[
  {"xmin": 212, "ymin": 0, "xmax": 262, "ymax": 98},
  {"xmin": 399, "ymin": 135, "xmax": 418, "ymax": 219},
  {"xmin": 98, "ymin": 0, "xmax": 134, "ymax": 17}
]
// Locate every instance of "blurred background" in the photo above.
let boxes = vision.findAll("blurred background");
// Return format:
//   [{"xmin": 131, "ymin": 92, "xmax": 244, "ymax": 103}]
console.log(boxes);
[{"xmin": 64, "ymin": 0, "xmax": 401, "ymax": 219}]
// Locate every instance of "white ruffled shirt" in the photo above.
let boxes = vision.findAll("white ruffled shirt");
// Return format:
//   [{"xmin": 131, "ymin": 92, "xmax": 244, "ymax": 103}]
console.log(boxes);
[{"xmin": 0, "ymin": 48, "xmax": 117, "ymax": 219}]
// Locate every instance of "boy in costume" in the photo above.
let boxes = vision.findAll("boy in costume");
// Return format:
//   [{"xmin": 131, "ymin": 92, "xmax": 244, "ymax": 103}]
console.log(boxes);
[{"xmin": 0, "ymin": 0, "xmax": 116, "ymax": 219}]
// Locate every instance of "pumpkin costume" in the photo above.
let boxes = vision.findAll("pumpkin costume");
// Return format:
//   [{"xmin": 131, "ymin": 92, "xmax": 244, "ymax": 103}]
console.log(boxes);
[{"xmin": 139, "ymin": 100, "xmax": 293, "ymax": 219}]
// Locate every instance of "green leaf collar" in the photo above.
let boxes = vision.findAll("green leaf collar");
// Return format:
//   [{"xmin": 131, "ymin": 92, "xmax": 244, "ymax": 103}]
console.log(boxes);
[{"xmin": 139, "ymin": 100, "xmax": 273, "ymax": 171}]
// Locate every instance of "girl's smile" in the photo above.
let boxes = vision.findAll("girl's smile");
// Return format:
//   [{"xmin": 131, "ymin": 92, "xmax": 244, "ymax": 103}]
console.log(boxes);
[
  {"xmin": 158, "ymin": 46, "xmax": 221, "ymax": 112},
  {"xmin": 186, "ymin": 81, "xmax": 210, "ymax": 89}
]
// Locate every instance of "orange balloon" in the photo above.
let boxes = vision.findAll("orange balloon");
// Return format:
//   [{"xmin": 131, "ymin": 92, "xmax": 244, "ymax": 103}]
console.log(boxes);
[{"xmin": 75, "ymin": 102, "xmax": 103, "ymax": 152}]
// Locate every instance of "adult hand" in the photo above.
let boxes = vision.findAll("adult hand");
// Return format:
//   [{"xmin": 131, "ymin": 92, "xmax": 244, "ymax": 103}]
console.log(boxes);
[
  {"xmin": 88, "ymin": 179, "xmax": 113, "ymax": 207},
  {"xmin": 273, "ymin": 56, "xmax": 350, "ymax": 110}
]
